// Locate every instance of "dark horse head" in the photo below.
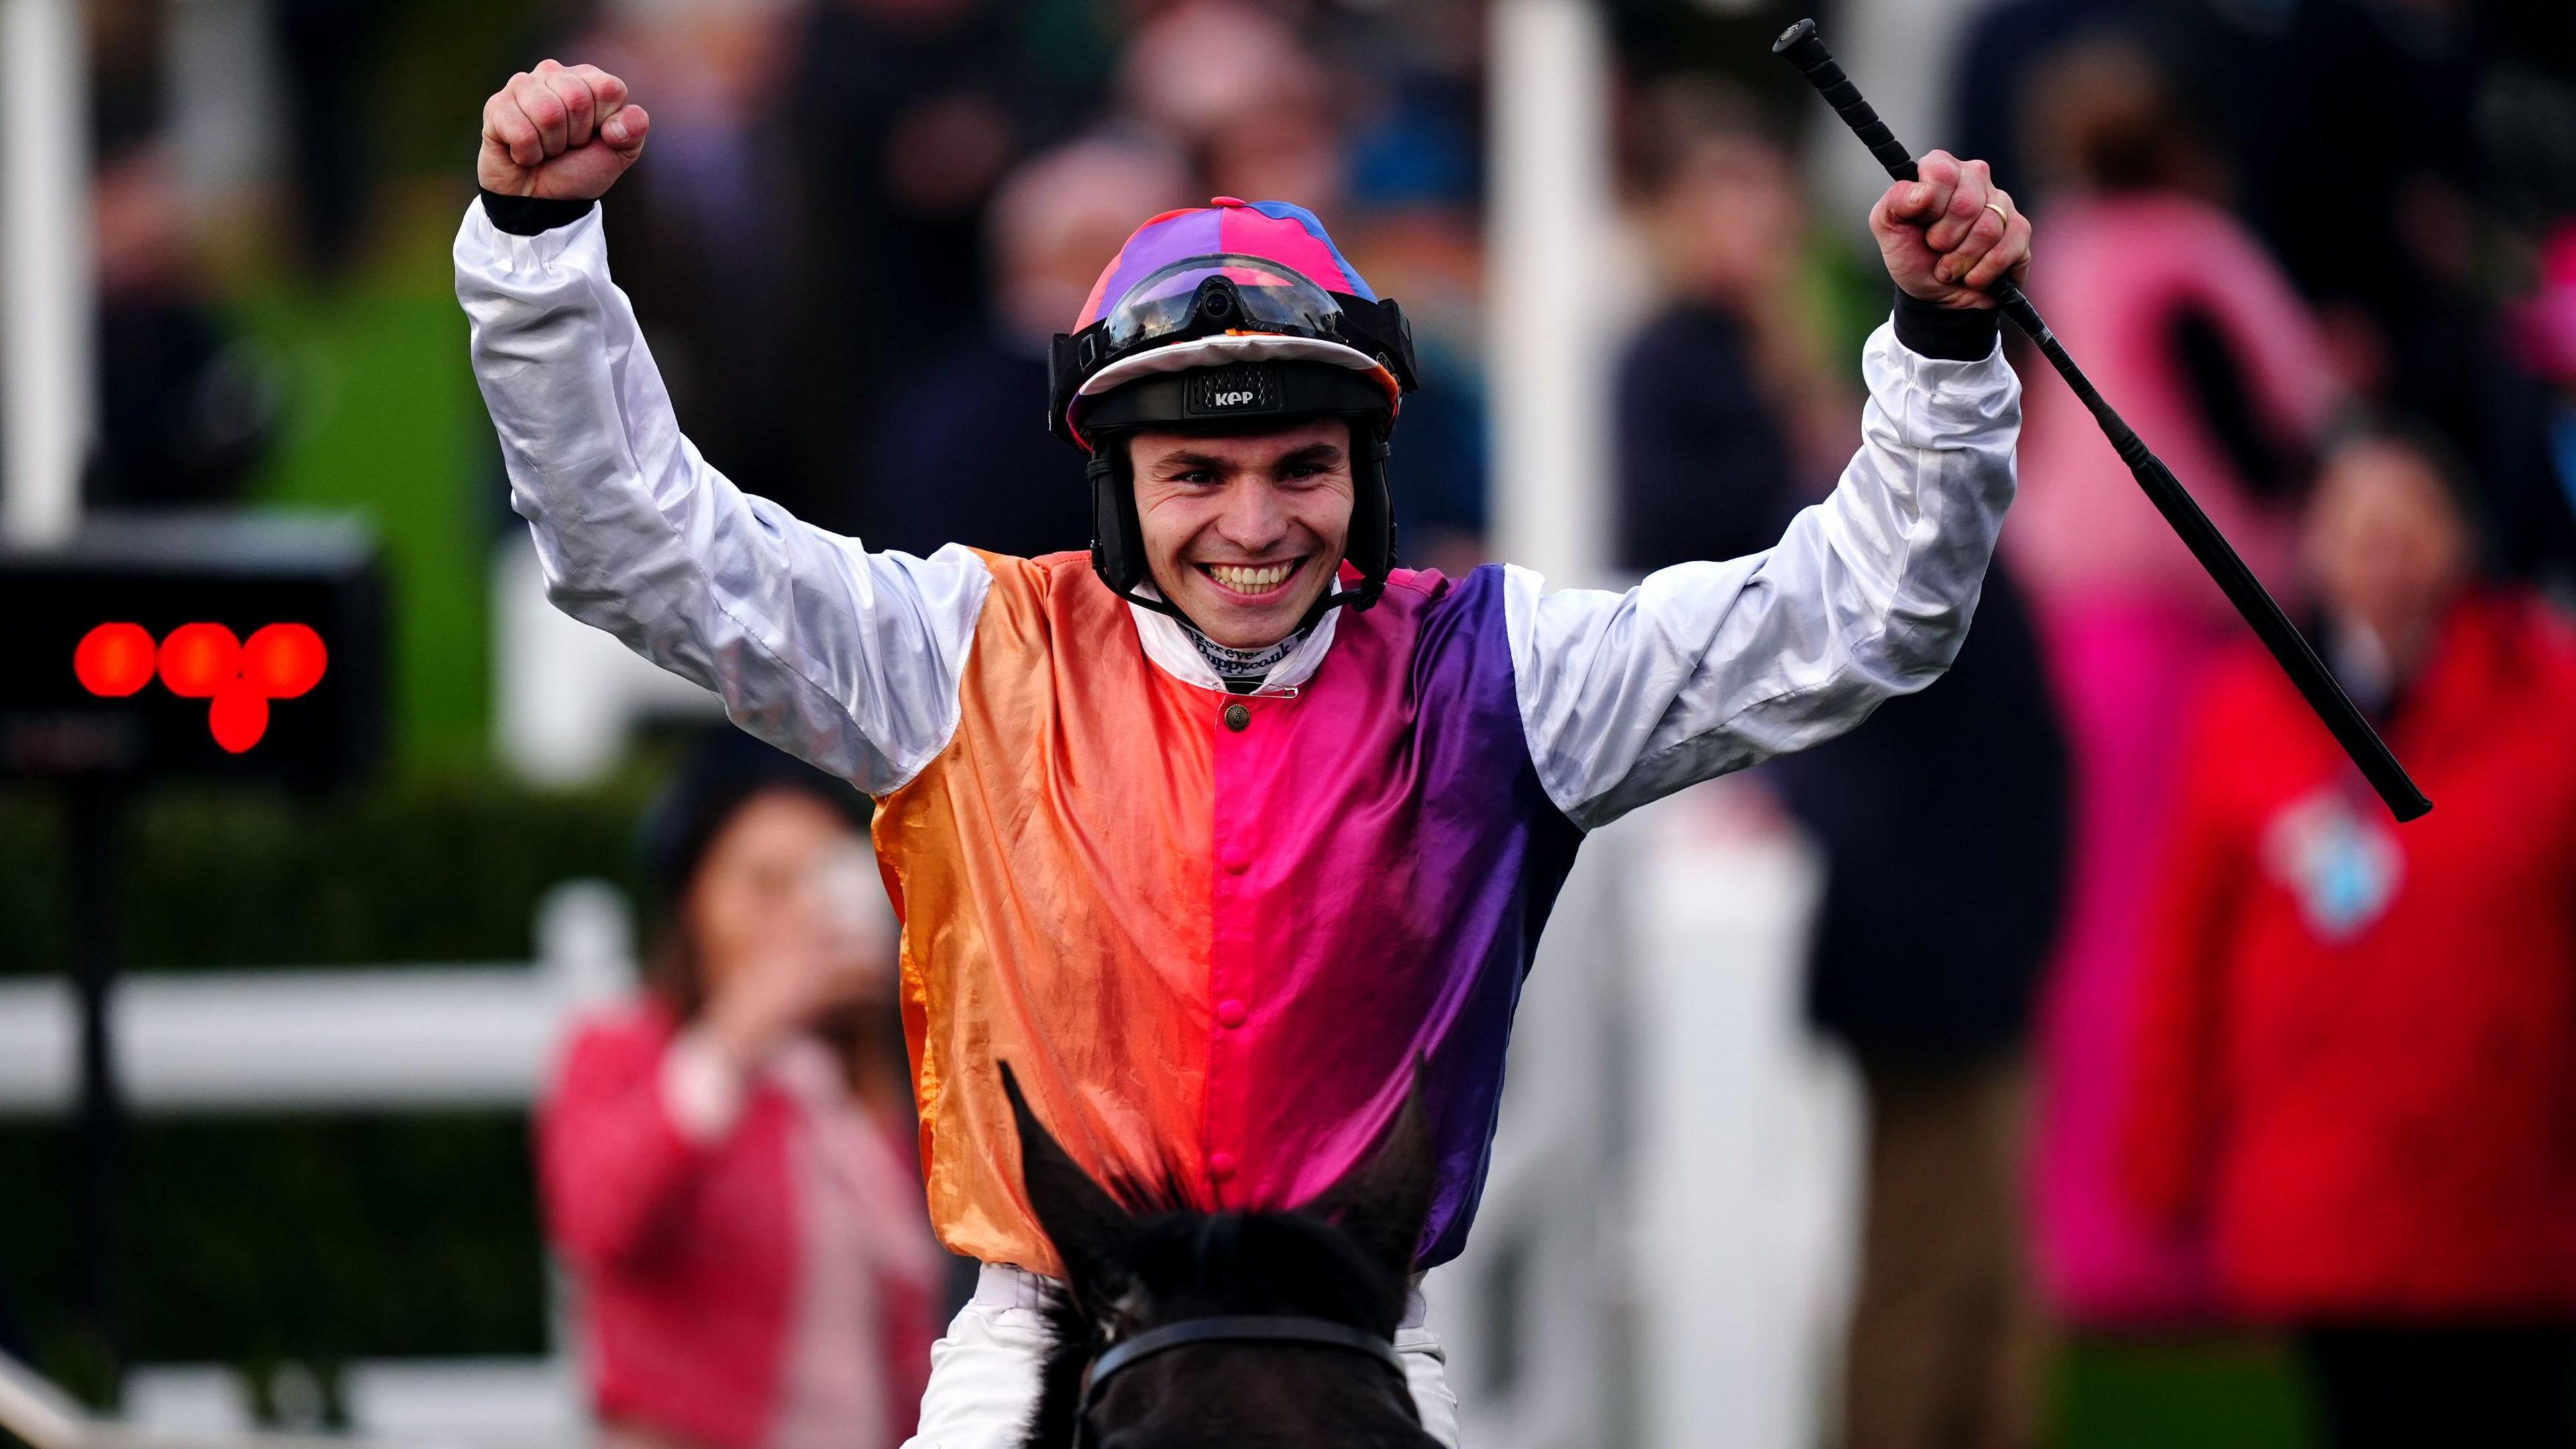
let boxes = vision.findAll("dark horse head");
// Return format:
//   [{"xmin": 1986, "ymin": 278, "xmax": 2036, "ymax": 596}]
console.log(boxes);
[{"xmin": 1000, "ymin": 1063, "xmax": 1442, "ymax": 1449}]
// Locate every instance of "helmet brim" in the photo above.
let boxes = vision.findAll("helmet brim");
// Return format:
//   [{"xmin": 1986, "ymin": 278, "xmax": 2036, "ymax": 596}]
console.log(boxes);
[{"xmin": 1075, "ymin": 333, "xmax": 1392, "ymax": 398}]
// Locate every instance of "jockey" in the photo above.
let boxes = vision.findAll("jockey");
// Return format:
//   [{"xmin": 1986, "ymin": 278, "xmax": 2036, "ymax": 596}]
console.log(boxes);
[{"xmin": 460, "ymin": 60, "xmax": 2033, "ymax": 1449}]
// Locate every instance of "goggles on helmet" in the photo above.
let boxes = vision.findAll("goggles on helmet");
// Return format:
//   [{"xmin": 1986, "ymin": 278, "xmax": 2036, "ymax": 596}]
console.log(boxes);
[{"xmin": 1101, "ymin": 254, "xmax": 1344, "ymax": 353}]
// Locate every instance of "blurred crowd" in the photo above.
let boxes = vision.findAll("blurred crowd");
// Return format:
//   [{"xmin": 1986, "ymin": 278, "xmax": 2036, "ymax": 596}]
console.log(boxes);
[
  {"xmin": 46, "ymin": 0, "xmax": 2576, "ymax": 1444},
  {"xmin": 1611, "ymin": 3, "xmax": 2576, "ymax": 1448},
  {"xmin": 553, "ymin": 0, "xmax": 1494, "ymax": 574}
]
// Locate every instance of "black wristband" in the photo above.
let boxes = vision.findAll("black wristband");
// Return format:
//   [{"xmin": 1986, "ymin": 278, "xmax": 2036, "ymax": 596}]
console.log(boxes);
[
  {"xmin": 478, "ymin": 188, "xmax": 596, "ymax": 237},
  {"xmin": 1892, "ymin": 289, "xmax": 2000, "ymax": 362}
]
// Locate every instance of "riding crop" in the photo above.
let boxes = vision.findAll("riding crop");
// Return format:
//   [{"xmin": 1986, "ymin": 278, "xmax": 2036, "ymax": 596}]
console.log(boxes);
[{"xmin": 1773, "ymin": 18, "xmax": 2431, "ymax": 822}]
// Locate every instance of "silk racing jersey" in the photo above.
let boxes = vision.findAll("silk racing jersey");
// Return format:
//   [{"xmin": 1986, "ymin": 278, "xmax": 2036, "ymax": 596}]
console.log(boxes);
[{"xmin": 455, "ymin": 201, "xmax": 2023, "ymax": 1277}]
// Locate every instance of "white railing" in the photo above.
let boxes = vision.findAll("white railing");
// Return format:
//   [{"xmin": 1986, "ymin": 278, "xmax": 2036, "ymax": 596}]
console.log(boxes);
[
  {"xmin": 0, "ymin": 885, "xmax": 631, "ymax": 1444},
  {"xmin": 0, "ymin": 882, "xmax": 633, "ymax": 1116},
  {"xmin": 0, "ymin": 1346, "xmax": 427, "ymax": 1449}
]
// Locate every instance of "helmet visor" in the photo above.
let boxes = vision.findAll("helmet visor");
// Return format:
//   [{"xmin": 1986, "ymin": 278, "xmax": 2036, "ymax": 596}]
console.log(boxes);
[{"xmin": 1100, "ymin": 254, "xmax": 1344, "ymax": 356}]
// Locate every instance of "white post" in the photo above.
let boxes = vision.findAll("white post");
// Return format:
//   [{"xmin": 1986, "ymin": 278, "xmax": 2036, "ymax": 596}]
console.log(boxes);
[
  {"xmin": 1, "ymin": 0, "xmax": 93, "ymax": 547},
  {"xmin": 1487, "ymin": 0, "xmax": 1612, "ymax": 588},
  {"xmin": 1453, "ymin": 7, "xmax": 1623, "ymax": 1446},
  {"xmin": 1629, "ymin": 782, "xmax": 1862, "ymax": 1449}
]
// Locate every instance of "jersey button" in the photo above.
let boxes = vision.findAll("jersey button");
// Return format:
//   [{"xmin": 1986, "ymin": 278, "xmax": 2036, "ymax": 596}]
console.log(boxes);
[
  {"xmin": 1216, "ymin": 998, "xmax": 1248, "ymax": 1028},
  {"xmin": 1208, "ymin": 1152, "xmax": 1238, "ymax": 1183},
  {"xmin": 1223, "ymin": 702, "xmax": 1251, "ymax": 732},
  {"xmin": 1221, "ymin": 847, "xmax": 1250, "ymax": 875}
]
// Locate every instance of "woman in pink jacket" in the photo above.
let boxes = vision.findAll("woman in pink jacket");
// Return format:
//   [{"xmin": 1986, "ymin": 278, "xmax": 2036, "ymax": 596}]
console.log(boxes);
[
  {"xmin": 540, "ymin": 737, "xmax": 943, "ymax": 1449},
  {"xmin": 2008, "ymin": 40, "xmax": 2345, "ymax": 1325}
]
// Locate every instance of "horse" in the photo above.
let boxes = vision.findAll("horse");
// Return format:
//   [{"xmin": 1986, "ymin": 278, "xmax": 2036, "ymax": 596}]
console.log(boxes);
[{"xmin": 1000, "ymin": 1063, "xmax": 1443, "ymax": 1448}]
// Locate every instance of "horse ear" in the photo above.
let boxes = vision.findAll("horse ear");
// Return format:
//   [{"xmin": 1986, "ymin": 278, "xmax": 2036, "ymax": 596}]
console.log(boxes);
[
  {"xmin": 1300, "ymin": 1075, "xmax": 1436, "ymax": 1283},
  {"xmin": 1000, "ymin": 1061, "xmax": 1132, "ymax": 1305}
]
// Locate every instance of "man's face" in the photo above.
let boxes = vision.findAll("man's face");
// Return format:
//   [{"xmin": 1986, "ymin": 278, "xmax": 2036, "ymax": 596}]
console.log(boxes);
[
  {"xmin": 1128, "ymin": 418, "xmax": 1355, "ymax": 651},
  {"xmin": 2306, "ymin": 441, "xmax": 2469, "ymax": 666}
]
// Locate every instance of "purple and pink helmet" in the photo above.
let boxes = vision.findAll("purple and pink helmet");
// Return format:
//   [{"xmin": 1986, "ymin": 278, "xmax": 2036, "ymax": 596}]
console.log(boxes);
[{"xmin": 1047, "ymin": 198, "xmax": 1419, "ymax": 618}]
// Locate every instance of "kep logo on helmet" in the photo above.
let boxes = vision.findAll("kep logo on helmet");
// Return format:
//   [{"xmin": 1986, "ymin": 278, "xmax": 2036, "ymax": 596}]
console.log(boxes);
[{"xmin": 1185, "ymin": 364, "xmax": 1281, "ymax": 415}]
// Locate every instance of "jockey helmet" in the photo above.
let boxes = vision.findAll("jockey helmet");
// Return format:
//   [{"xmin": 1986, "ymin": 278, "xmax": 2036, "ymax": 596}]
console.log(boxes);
[{"xmin": 1049, "ymin": 198, "xmax": 1419, "ymax": 623}]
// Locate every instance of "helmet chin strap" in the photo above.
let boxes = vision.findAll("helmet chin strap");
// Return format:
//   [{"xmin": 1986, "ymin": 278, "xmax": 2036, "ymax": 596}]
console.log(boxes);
[{"xmin": 1116, "ymin": 566, "xmax": 1355, "ymax": 647}]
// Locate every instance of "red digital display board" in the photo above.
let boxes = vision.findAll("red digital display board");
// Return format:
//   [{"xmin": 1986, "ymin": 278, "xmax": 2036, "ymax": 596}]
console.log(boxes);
[
  {"xmin": 72, "ymin": 621, "xmax": 329, "ymax": 751},
  {"xmin": 2, "ymin": 517, "xmax": 382, "ymax": 787}
]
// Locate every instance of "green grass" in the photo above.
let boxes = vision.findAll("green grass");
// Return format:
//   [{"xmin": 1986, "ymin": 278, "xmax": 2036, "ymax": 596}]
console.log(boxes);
[
  {"xmin": 2057, "ymin": 1333, "xmax": 2318, "ymax": 1449},
  {"xmin": 230, "ymin": 279, "xmax": 494, "ymax": 769}
]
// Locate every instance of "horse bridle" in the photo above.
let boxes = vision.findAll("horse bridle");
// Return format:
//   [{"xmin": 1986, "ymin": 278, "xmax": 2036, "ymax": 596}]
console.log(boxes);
[{"xmin": 1072, "ymin": 1313, "xmax": 1407, "ymax": 1441}]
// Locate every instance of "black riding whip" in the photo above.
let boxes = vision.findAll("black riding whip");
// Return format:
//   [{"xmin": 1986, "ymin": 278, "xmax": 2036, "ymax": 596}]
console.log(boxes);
[{"xmin": 1773, "ymin": 18, "xmax": 2430, "ymax": 823}]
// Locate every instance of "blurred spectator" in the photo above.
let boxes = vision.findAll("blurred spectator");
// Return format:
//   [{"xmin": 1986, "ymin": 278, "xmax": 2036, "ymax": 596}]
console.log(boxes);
[
  {"xmin": 1947, "ymin": 0, "xmax": 2129, "ymax": 201},
  {"xmin": 861, "ymin": 133, "xmax": 1191, "ymax": 559},
  {"xmin": 2177, "ymin": 0, "xmax": 2479, "ymax": 422},
  {"xmin": 539, "ymin": 733, "xmax": 941, "ymax": 1449},
  {"xmin": 2008, "ymin": 38, "xmax": 2343, "ymax": 1326},
  {"xmin": 1341, "ymin": 75, "xmax": 1490, "ymax": 572},
  {"xmin": 1119, "ymin": 0, "xmax": 1338, "ymax": 214},
  {"xmin": 1770, "ymin": 568, "xmax": 2068, "ymax": 1449},
  {"xmin": 1954, "ymin": 0, "xmax": 2479, "ymax": 407},
  {"xmin": 2502, "ymin": 222, "xmax": 2576, "ymax": 600},
  {"xmin": 1956, "ymin": 0, "xmax": 2563, "ymax": 582},
  {"xmin": 2008, "ymin": 37, "xmax": 2333, "ymax": 612},
  {"xmin": 1613, "ymin": 81, "xmax": 1846, "ymax": 574},
  {"xmin": 273, "ymin": 0, "xmax": 387, "ymax": 276},
  {"xmin": 590, "ymin": 0, "xmax": 818, "ymax": 523},
  {"xmin": 2123, "ymin": 423, "xmax": 2576, "ymax": 1447},
  {"xmin": 89, "ymin": 144, "xmax": 275, "ymax": 510},
  {"xmin": 786, "ymin": 0, "xmax": 1049, "ymax": 531},
  {"xmin": 1614, "ymin": 78, "xmax": 2072, "ymax": 1449}
]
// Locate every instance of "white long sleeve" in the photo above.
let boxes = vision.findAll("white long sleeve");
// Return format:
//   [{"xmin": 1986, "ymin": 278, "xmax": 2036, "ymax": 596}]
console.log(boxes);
[
  {"xmin": 1507, "ymin": 318, "xmax": 2021, "ymax": 829},
  {"xmin": 454, "ymin": 202, "xmax": 989, "ymax": 794}
]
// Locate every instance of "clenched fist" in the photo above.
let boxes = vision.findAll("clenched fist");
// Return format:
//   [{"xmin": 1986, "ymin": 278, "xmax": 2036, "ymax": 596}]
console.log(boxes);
[
  {"xmin": 478, "ymin": 60, "xmax": 650, "ymax": 201},
  {"xmin": 1869, "ymin": 149, "xmax": 2032, "ymax": 311}
]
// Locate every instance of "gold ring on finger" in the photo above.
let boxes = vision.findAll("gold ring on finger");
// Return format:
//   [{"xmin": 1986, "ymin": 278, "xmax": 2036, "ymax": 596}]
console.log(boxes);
[{"xmin": 1984, "ymin": 201, "xmax": 2009, "ymax": 225}]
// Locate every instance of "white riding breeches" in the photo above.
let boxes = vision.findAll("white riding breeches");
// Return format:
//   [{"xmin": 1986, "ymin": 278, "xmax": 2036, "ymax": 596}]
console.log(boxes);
[{"xmin": 900, "ymin": 1265, "xmax": 1461, "ymax": 1448}]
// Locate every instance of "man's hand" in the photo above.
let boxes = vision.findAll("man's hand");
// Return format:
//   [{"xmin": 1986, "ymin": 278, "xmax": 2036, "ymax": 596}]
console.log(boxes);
[
  {"xmin": 1870, "ymin": 149, "xmax": 2031, "ymax": 311},
  {"xmin": 478, "ymin": 60, "xmax": 649, "ymax": 201}
]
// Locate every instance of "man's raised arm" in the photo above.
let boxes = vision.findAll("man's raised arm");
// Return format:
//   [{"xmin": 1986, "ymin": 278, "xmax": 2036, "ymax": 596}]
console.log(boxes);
[
  {"xmin": 1509, "ymin": 150, "xmax": 2031, "ymax": 829},
  {"xmin": 455, "ymin": 62, "xmax": 988, "ymax": 794}
]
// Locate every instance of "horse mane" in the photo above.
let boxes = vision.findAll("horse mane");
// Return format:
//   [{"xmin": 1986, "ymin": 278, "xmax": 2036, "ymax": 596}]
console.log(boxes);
[
  {"xmin": 1022, "ymin": 1167, "xmax": 1191, "ymax": 1449},
  {"xmin": 1018, "ymin": 1169, "xmax": 1410, "ymax": 1449},
  {"xmin": 1000, "ymin": 1059, "xmax": 1434, "ymax": 1448}
]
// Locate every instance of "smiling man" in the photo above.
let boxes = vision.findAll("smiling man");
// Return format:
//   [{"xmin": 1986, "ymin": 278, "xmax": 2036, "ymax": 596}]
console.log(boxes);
[{"xmin": 458, "ymin": 59, "xmax": 2032, "ymax": 1449}]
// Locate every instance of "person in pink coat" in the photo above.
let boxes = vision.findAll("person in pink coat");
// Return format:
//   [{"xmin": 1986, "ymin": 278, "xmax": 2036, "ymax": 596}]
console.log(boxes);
[
  {"xmin": 2003, "ymin": 40, "xmax": 2345, "ymax": 1324},
  {"xmin": 540, "ymin": 737, "xmax": 944, "ymax": 1449}
]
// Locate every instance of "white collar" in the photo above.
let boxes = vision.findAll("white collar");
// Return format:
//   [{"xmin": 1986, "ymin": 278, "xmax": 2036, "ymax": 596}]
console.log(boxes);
[{"xmin": 1126, "ymin": 579, "xmax": 1342, "ymax": 696}]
